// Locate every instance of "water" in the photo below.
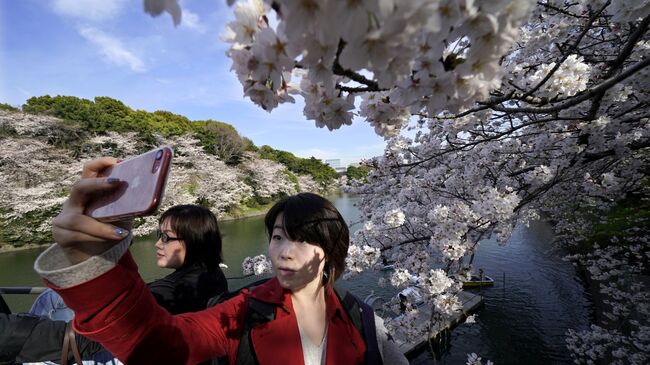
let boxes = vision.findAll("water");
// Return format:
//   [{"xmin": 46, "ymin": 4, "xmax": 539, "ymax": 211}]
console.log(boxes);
[
  {"xmin": 410, "ymin": 220, "xmax": 592, "ymax": 364},
  {"xmin": 0, "ymin": 194, "xmax": 591, "ymax": 364}
]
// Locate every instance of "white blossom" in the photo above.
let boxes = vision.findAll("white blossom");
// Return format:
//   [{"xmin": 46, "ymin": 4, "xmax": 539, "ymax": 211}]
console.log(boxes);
[
  {"xmin": 346, "ymin": 244, "xmax": 381, "ymax": 274},
  {"xmin": 242, "ymin": 254, "xmax": 272, "ymax": 275},
  {"xmin": 383, "ymin": 208, "xmax": 406, "ymax": 227}
]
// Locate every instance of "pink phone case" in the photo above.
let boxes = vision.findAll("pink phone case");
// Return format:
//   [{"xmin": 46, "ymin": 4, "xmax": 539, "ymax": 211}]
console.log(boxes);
[{"xmin": 85, "ymin": 146, "xmax": 173, "ymax": 222}]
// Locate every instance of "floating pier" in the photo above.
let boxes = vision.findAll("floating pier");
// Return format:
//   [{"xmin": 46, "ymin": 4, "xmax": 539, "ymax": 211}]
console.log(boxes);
[{"xmin": 394, "ymin": 291, "xmax": 484, "ymax": 357}]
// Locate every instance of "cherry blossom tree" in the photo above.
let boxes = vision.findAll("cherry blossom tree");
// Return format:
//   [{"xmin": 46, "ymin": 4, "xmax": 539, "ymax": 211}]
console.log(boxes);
[
  {"xmin": 0, "ymin": 110, "xmax": 326, "ymax": 246},
  {"xmin": 0, "ymin": 112, "xmax": 82, "ymax": 246},
  {"xmin": 241, "ymin": 152, "xmax": 298, "ymax": 201},
  {"xmin": 189, "ymin": 0, "xmax": 648, "ymax": 362}
]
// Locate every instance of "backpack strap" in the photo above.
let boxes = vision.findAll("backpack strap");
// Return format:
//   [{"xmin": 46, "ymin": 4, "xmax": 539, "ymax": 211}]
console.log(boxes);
[
  {"xmin": 335, "ymin": 287, "xmax": 383, "ymax": 365},
  {"xmin": 213, "ymin": 281, "xmax": 383, "ymax": 365},
  {"xmin": 208, "ymin": 277, "xmax": 275, "ymax": 365},
  {"xmin": 61, "ymin": 322, "xmax": 83, "ymax": 365},
  {"xmin": 207, "ymin": 278, "xmax": 273, "ymax": 309},
  {"xmin": 234, "ymin": 297, "xmax": 276, "ymax": 365}
]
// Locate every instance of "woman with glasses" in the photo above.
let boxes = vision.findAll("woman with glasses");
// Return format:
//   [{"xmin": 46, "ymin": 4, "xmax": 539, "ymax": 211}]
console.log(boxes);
[
  {"xmin": 148, "ymin": 204, "xmax": 228, "ymax": 314},
  {"xmin": 0, "ymin": 204, "xmax": 228, "ymax": 364}
]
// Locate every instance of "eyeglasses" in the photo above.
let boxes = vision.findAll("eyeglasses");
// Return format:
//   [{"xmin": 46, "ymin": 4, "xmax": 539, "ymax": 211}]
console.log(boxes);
[{"xmin": 156, "ymin": 229, "xmax": 183, "ymax": 245}]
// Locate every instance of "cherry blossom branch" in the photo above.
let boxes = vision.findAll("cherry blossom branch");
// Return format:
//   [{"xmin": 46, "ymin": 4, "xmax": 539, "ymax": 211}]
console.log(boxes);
[
  {"xmin": 331, "ymin": 40, "xmax": 384, "ymax": 91},
  {"xmin": 520, "ymin": 0, "xmax": 611, "ymax": 99},
  {"xmin": 537, "ymin": 1, "xmax": 592, "ymax": 19},
  {"xmin": 488, "ymin": 57, "xmax": 650, "ymax": 114}
]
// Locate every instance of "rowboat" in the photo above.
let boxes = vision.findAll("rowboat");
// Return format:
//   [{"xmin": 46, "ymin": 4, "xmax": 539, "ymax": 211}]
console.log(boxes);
[{"xmin": 462, "ymin": 275, "xmax": 494, "ymax": 288}]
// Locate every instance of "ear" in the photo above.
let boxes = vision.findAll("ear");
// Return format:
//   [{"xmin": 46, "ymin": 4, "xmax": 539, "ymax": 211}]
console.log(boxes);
[{"xmin": 322, "ymin": 260, "xmax": 334, "ymax": 285}]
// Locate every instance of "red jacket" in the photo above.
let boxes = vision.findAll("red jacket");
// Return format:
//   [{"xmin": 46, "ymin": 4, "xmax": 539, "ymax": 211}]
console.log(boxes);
[{"xmin": 49, "ymin": 252, "xmax": 367, "ymax": 365}]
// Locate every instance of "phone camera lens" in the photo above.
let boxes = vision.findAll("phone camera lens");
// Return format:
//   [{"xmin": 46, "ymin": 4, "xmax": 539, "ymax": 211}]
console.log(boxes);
[{"xmin": 155, "ymin": 150, "xmax": 163, "ymax": 160}]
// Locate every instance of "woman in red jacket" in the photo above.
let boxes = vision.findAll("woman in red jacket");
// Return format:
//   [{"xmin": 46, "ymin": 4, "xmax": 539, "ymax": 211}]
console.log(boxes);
[
  {"xmin": 1, "ymin": 204, "xmax": 228, "ymax": 364},
  {"xmin": 35, "ymin": 157, "xmax": 407, "ymax": 365}
]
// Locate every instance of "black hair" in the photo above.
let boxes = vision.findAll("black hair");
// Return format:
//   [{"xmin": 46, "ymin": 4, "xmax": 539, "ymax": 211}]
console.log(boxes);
[
  {"xmin": 160, "ymin": 205, "xmax": 222, "ymax": 271},
  {"xmin": 264, "ymin": 193, "xmax": 349, "ymax": 284}
]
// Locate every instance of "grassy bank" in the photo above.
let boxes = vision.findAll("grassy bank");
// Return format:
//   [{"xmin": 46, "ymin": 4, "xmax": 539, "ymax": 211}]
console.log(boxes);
[
  {"xmin": 570, "ymin": 190, "xmax": 649, "ymax": 262},
  {"xmin": 566, "ymin": 187, "xmax": 650, "ymax": 352}
]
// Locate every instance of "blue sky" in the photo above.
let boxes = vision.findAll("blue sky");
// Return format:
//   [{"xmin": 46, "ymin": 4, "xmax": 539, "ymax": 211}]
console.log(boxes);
[{"xmin": 0, "ymin": 0, "xmax": 387, "ymax": 165}]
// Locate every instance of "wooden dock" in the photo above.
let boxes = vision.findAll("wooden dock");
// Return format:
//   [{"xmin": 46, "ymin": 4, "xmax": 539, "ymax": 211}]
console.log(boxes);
[{"xmin": 393, "ymin": 291, "xmax": 484, "ymax": 357}]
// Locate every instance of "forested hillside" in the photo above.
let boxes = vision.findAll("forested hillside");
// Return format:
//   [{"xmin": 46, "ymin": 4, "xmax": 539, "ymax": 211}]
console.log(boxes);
[{"xmin": 0, "ymin": 96, "xmax": 337, "ymax": 248}]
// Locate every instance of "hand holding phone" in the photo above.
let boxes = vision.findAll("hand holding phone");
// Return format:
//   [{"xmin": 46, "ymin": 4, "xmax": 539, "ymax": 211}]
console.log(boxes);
[{"xmin": 85, "ymin": 146, "xmax": 173, "ymax": 222}]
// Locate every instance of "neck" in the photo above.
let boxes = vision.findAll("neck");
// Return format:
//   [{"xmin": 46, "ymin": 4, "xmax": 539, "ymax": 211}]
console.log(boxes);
[{"xmin": 291, "ymin": 278, "xmax": 326, "ymax": 306}]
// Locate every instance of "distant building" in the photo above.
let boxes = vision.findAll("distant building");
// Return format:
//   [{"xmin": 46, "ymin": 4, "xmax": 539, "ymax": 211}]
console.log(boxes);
[
  {"xmin": 325, "ymin": 159, "xmax": 341, "ymax": 169},
  {"xmin": 324, "ymin": 159, "xmax": 347, "ymax": 173}
]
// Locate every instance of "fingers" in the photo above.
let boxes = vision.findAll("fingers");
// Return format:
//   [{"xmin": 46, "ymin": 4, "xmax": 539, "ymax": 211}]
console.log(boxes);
[
  {"xmin": 66, "ymin": 177, "xmax": 123, "ymax": 214},
  {"xmin": 50, "ymin": 157, "xmax": 126, "ymax": 264},
  {"xmin": 81, "ymin": 157, "xmax": 119, "ymax": 178},
  {"xmin": 52, "ymin": 212, "xmax": 129, "ymax": 264},
  {"xmin": 53, "ymin": 212, "xmax": 130, "ymax": 245}
]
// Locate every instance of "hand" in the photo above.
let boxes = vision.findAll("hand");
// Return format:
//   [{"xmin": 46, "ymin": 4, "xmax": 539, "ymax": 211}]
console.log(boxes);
[{"xmin": 52, "ymin": 157, "xmax": 134, "ymax": 264}]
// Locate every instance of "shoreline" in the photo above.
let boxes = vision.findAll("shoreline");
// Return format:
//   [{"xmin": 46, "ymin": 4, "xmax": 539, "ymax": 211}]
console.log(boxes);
[
  {"xmin": 0, "ymin": 191, "xmax": 346, "ymax": 254},
  {"xmin": 219, "ymin": 208, "xmax": 268, "ymax": 221},
  {"xmin": 0, "ymin": 208, "xmax": 271, "ymax": 254}
]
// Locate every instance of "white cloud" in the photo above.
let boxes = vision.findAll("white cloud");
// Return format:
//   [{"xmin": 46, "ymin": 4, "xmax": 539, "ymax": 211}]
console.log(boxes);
[
  {"xmin": 293, "ymin": 148, "xmax": 336, "ymax": 160},
  {"xmin": 79, "ymin": 27, "xmax": 147, "ymax": 72},
  {"xmin": 180, "ymin": 9, "xmax": 206, "ymax": 33},
  {"xmin": 52, "ymin": 0, "xmax": 128, "ymax": 21}
]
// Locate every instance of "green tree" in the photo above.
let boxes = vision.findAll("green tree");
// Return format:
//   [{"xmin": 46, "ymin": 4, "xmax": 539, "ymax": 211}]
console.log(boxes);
[
  {"xmin": 94, "ymin": 96, "xmax": 132, "ymax": 132},
  {"xmin": 94, "ymin": 97, "xmax": 131, "ymax": 119},
  {"xmin": 193, "ymin": 120, "xmax": 247, "ymax": 165},
  {"xmin": 243, "ymin": 137, "xmax": 258, "ymax": 152},
  {"xmin": 23, "ymin": 95, "xmax": 100, "ymax": 131},
  {"xmin": 346, "ymin": 165, "xmax": 372, "ymax": 182},
  {"xmin": 258, "ymin": 146, "xmax": 337, "ymax": 185},
  {"xmin": 0, "ymin": 102, "xmax": 20, "ymax": 112},
  {"xmin": 150, "ymin": 110, "xmax": 192, "ymax": 137}
]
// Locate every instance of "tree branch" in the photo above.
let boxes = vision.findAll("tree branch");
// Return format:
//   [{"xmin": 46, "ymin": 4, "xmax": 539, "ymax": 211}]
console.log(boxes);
[
  {"xmin": 582, "ymin": 139, "xmax": 650, "ymax": 162},
  {"xmin": 336, "ymin": 85, "xmax": 379, "ymax": 93},
  {"xmin": 521, "ymin": 1, "xmax": 610, "ymax": 99},
  {"xmin": 488, "ymin": 57, "xmax": 650, "ymax": 114}
]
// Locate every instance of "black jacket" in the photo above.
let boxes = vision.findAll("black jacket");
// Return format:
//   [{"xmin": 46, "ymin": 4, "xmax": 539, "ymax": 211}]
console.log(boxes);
[
  {"xmin": 149, "ymin": 263, "xmax": 228, "ymax": 315},
  {"xmin": 0, "ymin": 264, "xmax": 227, "ymax": 364}
]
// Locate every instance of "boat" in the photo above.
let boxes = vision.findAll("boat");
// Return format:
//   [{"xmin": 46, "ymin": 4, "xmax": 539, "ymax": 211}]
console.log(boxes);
[
  {"xmin": 462, "ymin": 275, "xmax": 494, "ymax": 288},
  {"xmin": 379, "ymin": 258, "xmax": 395, "ymax": 271},
  {"xmin": 398, "ymin": 286, "xmax": 424, "ymax": 306}
]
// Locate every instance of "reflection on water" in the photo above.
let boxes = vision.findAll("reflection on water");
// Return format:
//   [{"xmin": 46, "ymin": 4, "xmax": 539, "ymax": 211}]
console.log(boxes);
[{"xmin": 0, "ymin": 193, "xmax": 591, "ymax": 364}]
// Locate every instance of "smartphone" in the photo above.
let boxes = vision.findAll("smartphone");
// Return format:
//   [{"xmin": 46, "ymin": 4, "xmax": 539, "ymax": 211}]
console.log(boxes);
[{"xmin": 85, "ymin": 146, "xmax": 173, "ymax": 222}]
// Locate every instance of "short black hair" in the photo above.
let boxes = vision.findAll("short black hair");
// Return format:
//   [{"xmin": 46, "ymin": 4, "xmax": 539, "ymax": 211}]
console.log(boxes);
[
  {"xmin": 160, "ymin": 205, "xmax": 222, "ymax": 271},
  {"xmin": 264, "ymin": 193, "xmax": 349, "ymax": 284}
]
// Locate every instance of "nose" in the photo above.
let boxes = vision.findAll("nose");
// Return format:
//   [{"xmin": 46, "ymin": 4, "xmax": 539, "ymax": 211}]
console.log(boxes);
[
  {"xmin": 278, "ymin": 240, "xmax": 295, "ymax": 260},
  {"xmin": 155, "ymin": 239, "xmax": 163, "ymax": 250}
]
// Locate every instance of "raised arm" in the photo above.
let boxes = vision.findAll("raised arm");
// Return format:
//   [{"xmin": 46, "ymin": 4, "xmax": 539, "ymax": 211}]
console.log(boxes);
[{"xmin": 34, "ymin": 157, "xmax": 235, "ymax": 364}]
